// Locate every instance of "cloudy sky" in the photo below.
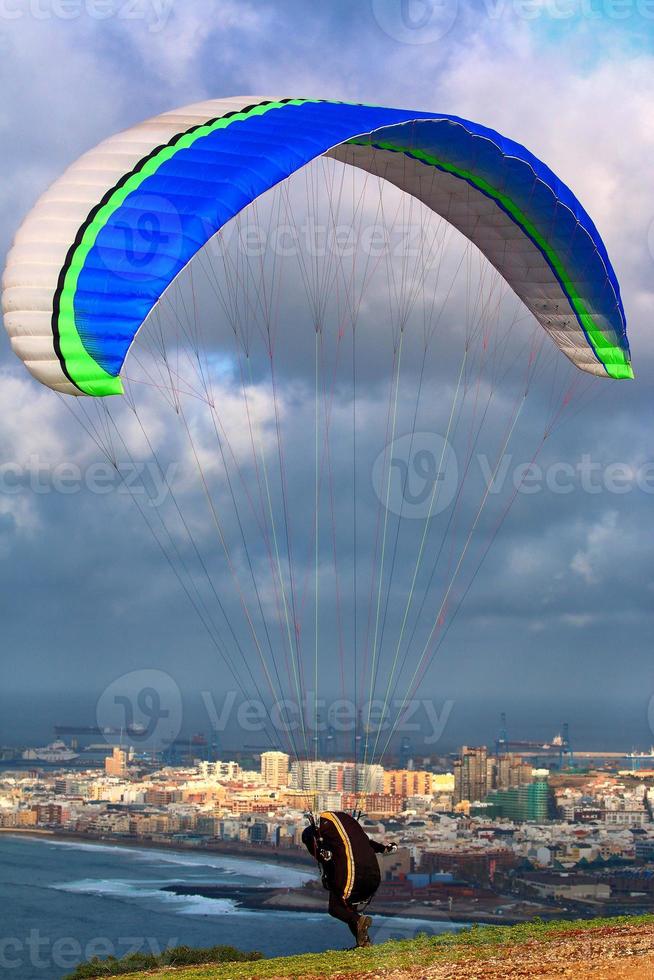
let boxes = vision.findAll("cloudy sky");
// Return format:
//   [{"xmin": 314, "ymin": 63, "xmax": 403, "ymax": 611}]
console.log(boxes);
[{"xmin": 1, "ymin": 0, "xmax": 653, "ymax": 755}]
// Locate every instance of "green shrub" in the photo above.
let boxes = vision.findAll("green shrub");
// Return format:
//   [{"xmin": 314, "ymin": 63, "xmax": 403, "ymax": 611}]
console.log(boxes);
[{"xmin": 65, "ymin": 943, "xmax": 263, "ymax": 978}]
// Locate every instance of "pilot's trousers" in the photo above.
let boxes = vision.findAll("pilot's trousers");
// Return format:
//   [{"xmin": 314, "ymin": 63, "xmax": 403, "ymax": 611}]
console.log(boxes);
[{"xmin": 328, "ymin": 891, "xmax": 362, "ymax": 937}]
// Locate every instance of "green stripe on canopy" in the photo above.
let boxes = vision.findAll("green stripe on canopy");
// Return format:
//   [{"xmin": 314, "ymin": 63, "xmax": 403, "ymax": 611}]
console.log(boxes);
[
  {"xmin": 348, "ymin": 138, "xmax": 632, "ymax": 380},
  {"xmin": 55, "ymin": 100, "xmax": 315, "ymax": 396}
]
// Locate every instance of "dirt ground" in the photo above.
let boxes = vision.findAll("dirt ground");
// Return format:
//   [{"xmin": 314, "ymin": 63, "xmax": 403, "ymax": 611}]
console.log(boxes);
[{"xmin": 326, "ymin": 924, "xmax": 654, "ymax": 979}]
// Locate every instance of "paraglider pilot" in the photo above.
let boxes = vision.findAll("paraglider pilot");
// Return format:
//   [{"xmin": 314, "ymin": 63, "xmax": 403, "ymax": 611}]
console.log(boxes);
[{"xmin": 301, "ymin": 811, "xmax": 397, "ymax": 947}]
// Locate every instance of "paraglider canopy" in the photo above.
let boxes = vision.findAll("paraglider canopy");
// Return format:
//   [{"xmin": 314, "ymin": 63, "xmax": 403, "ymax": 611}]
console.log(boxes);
[
  {"xmin": 0, "ymin": 96, "xmax": 635, "ymax": 810},
  {"xmin": 2, "ymin": 97, "xmax": 631, "ymax": 396}
]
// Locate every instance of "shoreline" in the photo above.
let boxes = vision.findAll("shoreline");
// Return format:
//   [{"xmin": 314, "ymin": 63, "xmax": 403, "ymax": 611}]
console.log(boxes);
[
  {"xmin": 0, "ymin": 827, "xmax": 314, "ymax": 868},
  {"xmin": 0, "ymin": 830, "xmax": 498, "ymax": 926},
  {"xmin": 161, "ymin": 883, "xmax": 536, "ymax": 926},
  {"xmin": 0, "ymin": 830, "xmax": 584, "ymax": 928}
]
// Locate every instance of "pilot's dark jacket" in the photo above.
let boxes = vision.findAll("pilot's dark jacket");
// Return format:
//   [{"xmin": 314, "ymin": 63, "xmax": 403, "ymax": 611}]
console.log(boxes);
[{"xmin": 301, "ymin": 811, "xmax": 385, "ymax": 905}]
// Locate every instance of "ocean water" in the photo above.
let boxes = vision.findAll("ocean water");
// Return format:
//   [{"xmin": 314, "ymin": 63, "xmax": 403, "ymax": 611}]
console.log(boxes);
[{"xmin": 0, "ymin": 835, "xmax": 465, "ymax": 979}]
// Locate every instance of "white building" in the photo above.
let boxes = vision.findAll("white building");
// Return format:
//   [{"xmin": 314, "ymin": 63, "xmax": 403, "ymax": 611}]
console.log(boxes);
[{"xmin": 261, "ymin": 751, "xmax": 290, "ymax": 789}]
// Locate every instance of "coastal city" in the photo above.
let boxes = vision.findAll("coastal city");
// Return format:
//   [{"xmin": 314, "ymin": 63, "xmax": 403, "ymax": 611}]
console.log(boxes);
[{"xmin": 3, "ymin": 733, "xmax": 654, "ymax": 927}]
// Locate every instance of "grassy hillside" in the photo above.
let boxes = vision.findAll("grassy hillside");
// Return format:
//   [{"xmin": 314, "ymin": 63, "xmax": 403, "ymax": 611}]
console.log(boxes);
[{"xmin": 68, "ymin": 915, "xmax": 654, "ymax": 979}]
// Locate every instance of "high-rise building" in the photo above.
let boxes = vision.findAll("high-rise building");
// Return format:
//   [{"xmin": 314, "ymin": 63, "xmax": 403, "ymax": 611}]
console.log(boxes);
[
  {"xmin": 199, "ymin": 760, "xmax": 242, "ymax": 782},
  {"xmin": 34, "ymin": 803, "xmax": 63, "ymax": 825},
  {"xmin": 482, "ymin": 778, "xmax": 550, "ymax": 822},
  {"xmin": 453, "ymin": 746, "xmax": 489, "ymax": 804},
  {"xmin": 288, "ymin": 760, "xmax": 384, "ymax": 795},
  {"xmin": 290, "ymin": 760, "xmax": 330, "ymax": 791},
  {"xmin": 493, "ymin": 754, "xmax": 534, "ymax": 791},
  {"xmin": 260, "ymin": 751, "xmax": 290, "ymax": 788},
  {"xmin": 383, "ymin": 769, "xmax": 433, "ymax": 797},
  {"xmin": 355, "ymin": 764, "xmax": 384, "ymax": 794},
  {"xmin": 105, "ymin": 746, "xmax": 128, "ymax": 778}
]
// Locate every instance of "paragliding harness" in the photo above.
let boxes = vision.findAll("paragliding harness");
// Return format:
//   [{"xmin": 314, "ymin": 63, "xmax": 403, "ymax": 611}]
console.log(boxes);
[
  {"xmin": 305, "ymin": 810, "xmax": 373, "ymax": 912},
  {"xmin": 305, "ymin": 812, "xmax": 333, "ymax": 890},
  {"xmin": 345, "ymin": 809, "xmax": 373, "ymax": 911}
]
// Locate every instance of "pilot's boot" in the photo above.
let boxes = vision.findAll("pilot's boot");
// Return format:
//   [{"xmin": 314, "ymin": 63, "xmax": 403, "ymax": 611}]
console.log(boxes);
[{"xmin": 356, "ymin": 915, "xmax": 373, "ymax": 947}]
